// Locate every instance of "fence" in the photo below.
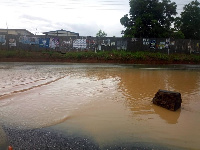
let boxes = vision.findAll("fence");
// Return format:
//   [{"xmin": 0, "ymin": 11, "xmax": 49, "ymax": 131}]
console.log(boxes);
[{"xmin": 0, "ymin": 34, "xmax": 200, "ymax": 54}]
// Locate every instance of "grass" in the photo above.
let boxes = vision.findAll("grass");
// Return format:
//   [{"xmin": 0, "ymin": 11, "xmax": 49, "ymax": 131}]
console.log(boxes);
[{"xmin": 0, "ymin": 49, "xmax": 200, "ymax": 63}]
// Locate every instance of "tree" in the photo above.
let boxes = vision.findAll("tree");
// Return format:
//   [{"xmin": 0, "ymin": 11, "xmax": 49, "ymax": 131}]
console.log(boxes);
[
  {"xmin": 120, "ymin": 0, "xmax": 177, "ymax": 38},
  {"xmin": 96, "ymin": 29, "xmax": 107, "ymax": 37},
  {"xmin": 171, "ymin": 31, "xmax": 185, "ymax": 39},
  {"xmin": 175, "ymin": 0, "xmax": 200, "ymax": 40}
]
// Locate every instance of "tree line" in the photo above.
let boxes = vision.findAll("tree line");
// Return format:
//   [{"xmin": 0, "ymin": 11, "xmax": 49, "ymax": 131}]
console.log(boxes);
[{"xmin": 120, "ymin": 0, "xmax": 200, "ymax": 40}]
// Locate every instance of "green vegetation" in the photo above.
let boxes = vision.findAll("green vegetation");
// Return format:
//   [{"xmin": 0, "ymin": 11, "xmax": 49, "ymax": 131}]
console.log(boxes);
[
  {"xmin": 0, "ymin": 50, "xmax": 33, "ymax": 58},
  {"xmin": 175, "ymin": 0, "xmax": 200, "ymax": 40},
  {"xmin": 120, "ymin": 0, "xmax": 200, "ymax": 40},
  {"xmin": 120, "ymin": 0, "xmax": 177, "ymax": 38},
  {"xmin": 96, "ymin": 29, "xmax": 107, "ymax": 37},
  {"xmin": 1, "ymin": 50, "xmax": 200, "ymax": 64}
]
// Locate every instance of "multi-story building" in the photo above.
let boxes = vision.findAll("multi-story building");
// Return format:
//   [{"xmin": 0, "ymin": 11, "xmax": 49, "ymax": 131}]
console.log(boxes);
[
  {"xmin": 0, "ymin": 29, "xmax": 34, "ymax": 36},
  {"xmin": 43, "ymin": 29, "xmax": 79, "ymax": 37}
]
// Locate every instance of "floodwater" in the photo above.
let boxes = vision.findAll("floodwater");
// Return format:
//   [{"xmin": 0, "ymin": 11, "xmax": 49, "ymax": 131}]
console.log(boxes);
[{"xmin": 0, "ymin": 63, "xmax": 200, "ymax": 149}]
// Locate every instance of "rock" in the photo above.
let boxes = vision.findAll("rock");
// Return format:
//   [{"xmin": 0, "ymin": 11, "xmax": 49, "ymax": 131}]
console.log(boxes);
[{"xmin": 152, "ymin": 89, "xmax": 182, "ymax": 111}]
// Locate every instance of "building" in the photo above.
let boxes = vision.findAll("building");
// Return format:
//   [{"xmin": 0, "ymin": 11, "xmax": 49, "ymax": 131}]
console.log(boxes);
[
  {"xmin": 43, "ymin": 29, "xmax": 79, "ymax": 37},
  {"xmin": 0, "ymin": 29, "xmax": 34, "ymax": 36}
]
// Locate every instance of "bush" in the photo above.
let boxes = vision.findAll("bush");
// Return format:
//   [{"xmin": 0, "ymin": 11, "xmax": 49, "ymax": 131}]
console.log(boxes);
[{"xmin": 1, "ymin": 49, "xmax": 200, "ymax": 63}]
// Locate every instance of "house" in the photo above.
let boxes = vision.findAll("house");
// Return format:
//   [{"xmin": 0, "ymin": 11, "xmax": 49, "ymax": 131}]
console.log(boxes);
[
  {"xmin": 43, "ymin": 29, "xmax": 79, "ymax": 37},
  {"xmin": 0, "ymin": 29, "xmax": 34, "ymax": 36}
]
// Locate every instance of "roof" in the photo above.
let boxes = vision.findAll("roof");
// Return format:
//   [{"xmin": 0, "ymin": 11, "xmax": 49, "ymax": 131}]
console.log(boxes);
[
  {"xmin": 0, "ymin": 29, "xmax": 34, "ymax": 35},
  {"xmin": 43, "ymin": 29, "xmax": 79, "ymax": 36}
]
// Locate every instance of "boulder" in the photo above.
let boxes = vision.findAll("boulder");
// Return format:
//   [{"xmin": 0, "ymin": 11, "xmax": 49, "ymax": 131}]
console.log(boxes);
[{"xmin": 152, "ymin": 89, "xmax": 182, "ymax": 111}]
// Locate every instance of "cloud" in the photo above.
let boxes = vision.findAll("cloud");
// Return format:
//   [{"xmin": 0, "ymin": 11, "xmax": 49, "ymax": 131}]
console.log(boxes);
[
  {"xmin": 0, "ymin": 0, "xmax": 128, "ymax": 37},
  {"xmin": 20, "ymin": 15, "xmax": 51, "ymax": 23}
]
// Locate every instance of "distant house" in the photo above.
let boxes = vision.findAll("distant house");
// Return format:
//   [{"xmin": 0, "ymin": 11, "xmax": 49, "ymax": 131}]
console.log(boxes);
[
  {"xmin": 43, "ymin": 29, "xmax": 79, "ymax": 37},
  {"xmin": 0, "ymin": 29, "xmax": 34, "ymax": 36}
]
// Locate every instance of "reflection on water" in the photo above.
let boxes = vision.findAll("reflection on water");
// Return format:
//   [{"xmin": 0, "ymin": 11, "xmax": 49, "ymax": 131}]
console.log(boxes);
[
  {"xmin": 152, "ymin": 105, "xmax": 181, "ymax": 124},
  {"xmin": 0, "ymin": 63, "xmax": 200, "ymax": 149}
]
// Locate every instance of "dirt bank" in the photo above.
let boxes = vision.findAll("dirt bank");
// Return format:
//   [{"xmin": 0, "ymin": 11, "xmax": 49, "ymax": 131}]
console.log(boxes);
[{"xmin": 0, "ymin": 57, "xmax": 198, "ymax": 65}]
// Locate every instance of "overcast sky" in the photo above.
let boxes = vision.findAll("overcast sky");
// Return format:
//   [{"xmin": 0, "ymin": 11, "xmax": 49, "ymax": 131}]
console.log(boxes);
[{"xmin": 0, "ymin": 0, "xmax": 193, "ymax": 37}]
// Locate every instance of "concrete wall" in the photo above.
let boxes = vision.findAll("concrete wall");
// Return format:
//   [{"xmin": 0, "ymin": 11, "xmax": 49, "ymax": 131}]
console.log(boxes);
[{"xmin": 0, "ymin": 34, "xmax": 200, "ymax": 54}]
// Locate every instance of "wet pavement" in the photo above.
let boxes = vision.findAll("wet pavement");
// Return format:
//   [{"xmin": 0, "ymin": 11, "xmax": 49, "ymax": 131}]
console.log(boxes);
[
  {"xmin": 3, "ymin": 125, "xmax": 99, "ymax": 150},
  {"xmin": 2, "ymin": 125, "xmax": 188, "ymax": 150}
]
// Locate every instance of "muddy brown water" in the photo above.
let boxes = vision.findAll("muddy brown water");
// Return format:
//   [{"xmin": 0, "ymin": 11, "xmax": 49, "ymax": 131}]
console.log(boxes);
[{"xmin": 0, "ymin": 63, "xmax": 200, "ymax": 149}]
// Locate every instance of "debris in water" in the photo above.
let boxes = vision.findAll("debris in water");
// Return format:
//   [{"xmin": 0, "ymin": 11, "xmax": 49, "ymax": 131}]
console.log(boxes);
[{"xmin": 152, "ymin": 89, "xmax": 182, "ymax": 111}]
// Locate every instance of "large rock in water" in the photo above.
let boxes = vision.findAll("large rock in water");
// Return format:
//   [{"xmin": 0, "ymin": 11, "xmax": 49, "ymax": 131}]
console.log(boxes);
[{"xmin": 152, "ymin": 89, "xmax": 182, "ymax": 111}]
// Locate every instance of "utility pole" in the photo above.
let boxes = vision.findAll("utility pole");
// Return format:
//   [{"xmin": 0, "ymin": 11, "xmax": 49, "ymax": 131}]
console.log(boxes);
[
  {"xmin": 35, "ymin": 28, "xmax": 37, "ymax": 35},
  {"xmin": 6, "ymin": 22, "xmax": 9, "ymax": 50}
]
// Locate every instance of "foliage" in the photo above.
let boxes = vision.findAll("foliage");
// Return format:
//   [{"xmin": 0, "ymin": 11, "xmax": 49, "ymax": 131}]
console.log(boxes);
[
  {"xmin": 120, "ymin": 0, "xmax": 177, "ymax": 38},
  {"xmin": 1, "ymin": 50, "xmax": 200, "ymax": 63},
  {"xmin": 175, "ymin": 0, "xmax": 200, "ymax": 40},
  {"xmin": 96, "ymin": 29, "xmax": 107, "ymax": 37},
  {"xmin": 170, "ymin": 31, "xmax": 185, "ymax": 39}
]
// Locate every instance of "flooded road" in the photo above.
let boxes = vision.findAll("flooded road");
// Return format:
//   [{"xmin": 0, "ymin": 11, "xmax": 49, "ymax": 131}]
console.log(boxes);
[{"xmin": 0, "ymin": 63, "xmax": 200, "ymax": 149}]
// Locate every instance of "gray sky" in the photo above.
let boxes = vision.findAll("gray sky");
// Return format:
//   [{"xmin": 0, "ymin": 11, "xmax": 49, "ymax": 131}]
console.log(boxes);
[{"xmin": 0, "ymin": 0, "xmax": 193, "ymax": 37}]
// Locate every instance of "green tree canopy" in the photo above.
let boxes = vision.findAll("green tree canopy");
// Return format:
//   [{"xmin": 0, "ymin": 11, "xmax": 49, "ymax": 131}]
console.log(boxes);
[
  {"xmin": 120, "ymin": 0, "xmax": 177, "ymax": 38},
  {"xmin": 170, "ymin": 31, "xmax": 185, "ymax": 39},
  {"xmin": 96, "ymin": 29, "xmax": 107, "ymax": 37},
  {"xmin": 175, "ymin": 0, "xmax": 200, "ymax": 40}
]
